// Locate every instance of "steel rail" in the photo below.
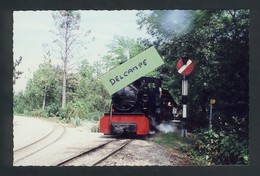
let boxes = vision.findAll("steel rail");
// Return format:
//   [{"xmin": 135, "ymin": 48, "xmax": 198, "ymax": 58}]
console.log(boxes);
[
  {"xmin": 91, "ymin": 139, "xmax": 132, "ymax": 166},
  {"xmin": 54, "ymin": 140, "xmax": 114, "ymax": 166},
  {"xmin": 14, "ymin": 123, "xmax": 66, "ymax": 164},
  {"xmin": 14, "ymin": 125, "xmax": 55, "ymax": 152},
  {"xmin": 54, "ymin": 139, "xmax": 132, "ymax": 166}
]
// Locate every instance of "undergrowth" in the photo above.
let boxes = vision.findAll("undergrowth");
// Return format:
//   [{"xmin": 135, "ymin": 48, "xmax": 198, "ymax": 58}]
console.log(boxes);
[
  {"xmin": 152, "ymin": 132, "xmax": 207, "ymax": 165},
  {"xmin": 152, "ymin": 130, "xmax": 249, "ymax": 166}
]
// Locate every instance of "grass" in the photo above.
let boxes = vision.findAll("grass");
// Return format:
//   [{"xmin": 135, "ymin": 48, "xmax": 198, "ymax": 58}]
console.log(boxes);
[
  {"xmin": 152, "ymin": 132, "xmax": 194, "ymax": 154},
  {"xmin": 151, "ymin": 132, "xmax": 209, "ymax": 165}
]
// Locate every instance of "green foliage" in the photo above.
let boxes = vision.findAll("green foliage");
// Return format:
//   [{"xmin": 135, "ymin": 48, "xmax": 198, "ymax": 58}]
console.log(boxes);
[
  {"xmin": 152, "ymin": 129, "xmax": 248, "ymax": 165},
  {"xmin": 137, "ymin": 10, "xmax": 249, "ymax": 130},
  {"xmin": 88, "ymin": 111, "xmax": 104, "ymax": 122},
  {"xmin": 102, "ymin": 35, "xmax": 147, "ymax": 69},
  {"xmin": 13, "ymin": 57, "xmax": 110, "ymax": 127},
  {"xmin": 76, "ymin": 60, "xmax": 111, "ymax": 114},
  {"xmin": 13, "ymin": 91, "xmax": 25, "ymax": 114},
  {"xmin": 13, "ymin": 56, "xmax": 23, "ymax": 85},
  {"xmin": 152, "ymin": 133, "xmax": 202, "ymax": 165},
  {"xmin": 91, "ymin": 124, "xmax": 99, "ymax": 133},
  {"xmin": 28, "ymin": 109, "xmax": 48, "ymax": 117},
  {"xmin": 46, "ymin": 103, "xmax": 61, "ymax": 117},
  {"xmin": 153, "ymin": 132, "xmax": 192, "ymax": 151},
  {"xmin": 51, "ymin": 10, "xmax": 91, "ymax": 109},
  {"xmin": 194, "ymin": 128, "xmax": 249, "ymax": 165},
  {"xmin": 58, "ymin": 108, "xmax": 67, "ymax": 120},
  {"xmin": 14, "ymin": 11, "xmax": 108, "ymax": 127},
  {"xmin": 137, "ymin": 9, "xmax": 249, "ymax": 165},
  {"xmin": 57, "ymin": 100, "xmax": 104, "ymax": 125},
  {"xmin": 61, "ymin": 101, "xmax": 89, "ymax": 120},
  {"xmin": 14, "ymin": 11, "xmax": 249, "ymax": 165},
  {"xmin": 70, "ymin": 117, "xmax": 82, "ymax": 127},
  {"xmin": 20, "ymin": 60, "xmax": 61, "ymax": 112}
]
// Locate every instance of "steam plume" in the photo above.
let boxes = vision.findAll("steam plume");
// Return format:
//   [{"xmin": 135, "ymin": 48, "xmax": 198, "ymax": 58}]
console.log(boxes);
[{"xmin": 156, "ymin": 121, "xmax": 176, "ymax": 133}]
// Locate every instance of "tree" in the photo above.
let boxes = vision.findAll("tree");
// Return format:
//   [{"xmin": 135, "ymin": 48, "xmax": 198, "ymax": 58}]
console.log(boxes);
[
  {"xmin": 13, "ymin": 91, "xmax": 25, "ymax": 114},
  {"xmin": 136, "ymin": 10, "xmax": 249, "ymax": 164},
  {"xmin": 23, "ymin": 60, "xmax": 60, "ymax": 111},
  {"xmin": 58, "ymin": 60, "xmax": 110, "ymax": 121},
  {"xmin": 137, "ymin": 9, "xmax": 249, "ymax": 129},
  {"xmin": 76, "ymin": 60, "xmax": 110, "ymax": 113},
  {"xmin": 13, "ymin": 56, "xmax": 23, "ymax": 85},
  {"xmin": 52, "ymin": 10, "xmax": 90, "ymax": 108},
  {"xmin": 103, "ymin": 36, "xmax": 147, "ymax": 69}
]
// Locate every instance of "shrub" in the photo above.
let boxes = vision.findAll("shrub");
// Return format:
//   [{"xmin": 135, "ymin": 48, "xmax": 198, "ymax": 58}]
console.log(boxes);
[
  {"xmin": 57, "ymin": 101, "xmax": 91, "ymax": 124},
  {"xmin": 46, "ymin": 103, "xmax": 60, "ymax": 117},
  {"xmin": 28, "ymin": 109, "xmax": 48, "ymax": 117},
  {"xmin": 14, "ymin": 105, "xmax": 24, "ymax": 114},
  {"xmin": 193, "ymin": 128, "xmax": 249, "ymax": 165},
  {"xmin": 71, "ymin": 117, "xmax": 82, "ymax": 127},
  {"xmin": 88, "ymin": 111, "xmax": 103, "ymax": 121},
  {"xmin": 58, "ymin": 108, "xmax": 67, "ymax": 119},
  {"xmin": 91, "ymin": 122, "xmax": 100, "ymax": 133}
]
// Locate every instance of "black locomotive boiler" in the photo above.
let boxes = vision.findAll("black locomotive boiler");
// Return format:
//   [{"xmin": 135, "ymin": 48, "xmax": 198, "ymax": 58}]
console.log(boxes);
[{"xmin": 100, "ymin": 76, "xmax": 178, "ymax": 135}]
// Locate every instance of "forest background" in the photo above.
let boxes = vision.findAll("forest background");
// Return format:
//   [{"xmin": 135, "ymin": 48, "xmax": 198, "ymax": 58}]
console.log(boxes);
[{"xmin": 13, "ymin": 10, "xmax": 249, "ymax": 165}]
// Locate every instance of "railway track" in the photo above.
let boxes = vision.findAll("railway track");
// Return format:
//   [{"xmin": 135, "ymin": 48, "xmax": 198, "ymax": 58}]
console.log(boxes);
[
  {"xmin": 54, "ymin": 139, "xmax": 132, "ymax": 166},
  {"xmin": 14, "ymin": 123, "xmax": 66, "ymax": 165}
]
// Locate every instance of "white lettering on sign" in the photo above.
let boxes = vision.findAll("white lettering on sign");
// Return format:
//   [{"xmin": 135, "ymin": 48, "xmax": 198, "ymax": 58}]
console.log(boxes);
[{"xmin": 178, "ymin": 59, "xmax": 192, "ymax": 74}]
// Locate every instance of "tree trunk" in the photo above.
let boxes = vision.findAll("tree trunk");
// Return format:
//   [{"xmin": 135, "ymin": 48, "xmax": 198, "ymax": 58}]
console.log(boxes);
[
  {"xmin": 42, "ymin": 86, "xmax": 47, "ymax": 110},
  {"xmin": 61, "ymin": 17, "xmax": 69, "ymax": 109},
  {"xmin": 62, "ymin": 70, "xmax": 67, "ymax": 108}
]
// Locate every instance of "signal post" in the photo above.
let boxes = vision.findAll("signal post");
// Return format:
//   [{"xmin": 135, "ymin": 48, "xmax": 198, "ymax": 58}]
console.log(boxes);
[
  {"xmin": 181, "ymin": 75, "xmax": 188, "ymax": 137},
  {"xmin": 176, "ymin": 57, "xmax": 194, "ymax": 137},
  {"xmin": 209, "ymin": 98, "xmax": 216, "ymax": 130}
]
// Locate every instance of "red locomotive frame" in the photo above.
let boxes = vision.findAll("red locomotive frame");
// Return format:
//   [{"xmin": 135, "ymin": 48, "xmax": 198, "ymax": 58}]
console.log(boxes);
[{"xmin": 100, "ymin": 113, "xmax": 149, "ymax": 135}]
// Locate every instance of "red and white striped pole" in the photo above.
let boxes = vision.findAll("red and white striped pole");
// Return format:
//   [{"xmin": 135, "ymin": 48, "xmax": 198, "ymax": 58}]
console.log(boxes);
[
  {"xmin": 181, "ymin": 75, "xmax": 188, "ymax": 137},
  {"xmin": 176, "ymin": 57, "xmax": 194, "ymax": 138}
]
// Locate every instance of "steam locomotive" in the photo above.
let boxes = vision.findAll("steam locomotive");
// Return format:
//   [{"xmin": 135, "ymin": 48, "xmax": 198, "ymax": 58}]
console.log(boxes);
[{"xmin": 99, "ymin": 76, "xmax": 178, "ymax": 136}]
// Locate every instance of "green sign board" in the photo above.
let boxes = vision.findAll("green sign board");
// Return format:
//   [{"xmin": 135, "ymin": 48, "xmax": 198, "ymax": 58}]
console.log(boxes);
[{"xmin": 100, "ymin": 46, "xmax": 164, "ymax": 95}]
